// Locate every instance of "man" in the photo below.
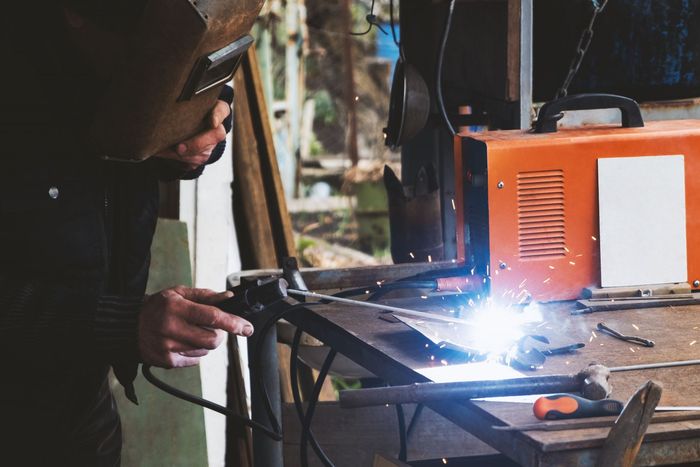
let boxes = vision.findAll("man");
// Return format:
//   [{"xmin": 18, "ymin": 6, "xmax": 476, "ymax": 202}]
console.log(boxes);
[{"xmin": 0, "ymin": 1, "xmax": 252, "ymax": 465}]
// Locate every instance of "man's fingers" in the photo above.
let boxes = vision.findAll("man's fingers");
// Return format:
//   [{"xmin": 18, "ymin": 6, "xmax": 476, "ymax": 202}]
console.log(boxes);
[
  {"xmin": 182, "ymin": 302, "xmax": 254, "ymax": 336},
  {"xmin": 178, "ymin": 349, "xmax": 209, "ymax": 358},
  {"xmin": 176, "ymin": 125, "xmax": 226, "ymax": 159},
  {"xmin": 210, "ymin": 100, "xmax": 232, "ymax": 128},
  {"xmin": 164, "ymin": 316, "xmax": 224, "ymax": 349},
  {"xmin": 178, "ymin": 287, "xmax": 234, "ymax": 305}
]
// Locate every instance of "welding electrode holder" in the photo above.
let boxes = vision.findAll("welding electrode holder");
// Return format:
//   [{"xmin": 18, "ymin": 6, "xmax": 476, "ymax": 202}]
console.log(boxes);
[
  {"xmin": 141, "ymin": 277, "xmax": 291, "ymax": 441},
  {"xmin": 217, "ymin": 277, "xmax": 289, "ymax": 321}
]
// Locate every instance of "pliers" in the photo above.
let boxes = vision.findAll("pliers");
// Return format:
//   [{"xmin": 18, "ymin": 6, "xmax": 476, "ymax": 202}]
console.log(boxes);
[{"xmin": 597, "ymin": 322, "xmax": 655, "ymax": 347}]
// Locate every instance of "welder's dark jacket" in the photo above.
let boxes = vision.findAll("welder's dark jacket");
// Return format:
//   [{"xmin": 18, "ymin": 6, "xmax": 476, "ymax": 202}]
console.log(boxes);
[{"xmin": 0, "ymin": 5, "xmax": 231, "ymax": 465}]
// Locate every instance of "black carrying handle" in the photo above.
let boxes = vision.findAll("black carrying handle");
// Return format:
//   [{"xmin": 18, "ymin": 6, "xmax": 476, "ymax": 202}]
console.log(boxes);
[{"xmin": 534, "ymin": 93, "xmax": 644, "ymax": 133}]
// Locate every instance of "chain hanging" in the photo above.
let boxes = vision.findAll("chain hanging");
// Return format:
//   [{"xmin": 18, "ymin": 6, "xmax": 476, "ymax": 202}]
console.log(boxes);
[{"xmin": 554, "ymin": 0, "xmax": 609, "ymax": 100}]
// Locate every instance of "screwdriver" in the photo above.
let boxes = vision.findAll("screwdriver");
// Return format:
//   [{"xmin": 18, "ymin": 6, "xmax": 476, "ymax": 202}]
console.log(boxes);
[{"xmin": 533, "ymin": 394, "xmax": 624, "ymax": 420}]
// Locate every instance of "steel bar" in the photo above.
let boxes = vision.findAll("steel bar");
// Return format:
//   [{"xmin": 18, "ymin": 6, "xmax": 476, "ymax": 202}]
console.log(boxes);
[
  {"xmin": 493, "ymin": 411, "xmax": 700, "ymax": 432},
  {"xmin": 339, "ymin": 374, "xmax": 582, "ymax": 409},
  {"xmin": 610, "ymin": 360, "xmax": 700, "ymax": 373},
  {"xmin": 287, "ymin": 289, "xmax": 475, "ymax": 326}
]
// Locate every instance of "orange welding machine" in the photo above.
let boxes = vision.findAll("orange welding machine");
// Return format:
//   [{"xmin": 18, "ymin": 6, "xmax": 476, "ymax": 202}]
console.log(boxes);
[{"xmin": 454, "ymin": 94, "xmax": 700, "ymax": 302}]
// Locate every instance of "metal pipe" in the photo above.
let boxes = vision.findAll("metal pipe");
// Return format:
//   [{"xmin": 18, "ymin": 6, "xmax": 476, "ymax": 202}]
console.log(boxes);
[
  {"xmin": 339, "ymin": 374, "xmax": 583, "ymax": 409},
  {"xmin": 287, "ymin": 288, "xmax": 475, "ymax": 326},
  {"xmin": 610, "ymin": 359, "xmax": 700, "ymax": 372}
]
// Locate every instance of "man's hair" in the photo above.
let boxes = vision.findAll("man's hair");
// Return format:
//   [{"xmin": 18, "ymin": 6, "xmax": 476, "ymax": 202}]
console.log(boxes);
[{"xmin": 62, "ymin": 0, "xmax": 148, "ymax": 31}]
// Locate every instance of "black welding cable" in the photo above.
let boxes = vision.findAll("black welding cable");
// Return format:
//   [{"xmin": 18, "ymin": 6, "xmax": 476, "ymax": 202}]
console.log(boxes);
[
  {"xmin": 300, "ymin": 348, "xmax": 337, "ymax": 467},
  {"xmin": 291, "ymin": 328, "xmax": 335, "ymax": 467},
  {"xmin": 436, "ymin": 0, "xmax": 457, "ymax": 136},
  {"xmin": 142, "ymin": 364, "xmax": 281, "ymax": 440},
  {"xmin": 389, "ymin": 0, "xmax": 400, "ymax": 49},
  {"xmin": 395, "ymin": 403, "xmax": 408, "ymax": 462}
]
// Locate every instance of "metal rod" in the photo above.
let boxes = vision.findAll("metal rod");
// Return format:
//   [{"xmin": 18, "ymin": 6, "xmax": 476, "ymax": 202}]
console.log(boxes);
[
  {"xmin": 610, "ymin": 359, "xmax": 700, "ymax": 373},
  {"xmin": 287, "ymin": 289, "xmax": 475, "ymax": 326},
  {"xmin": 339, "ymin": 374, "xmax": 582, "ymax": 409}
]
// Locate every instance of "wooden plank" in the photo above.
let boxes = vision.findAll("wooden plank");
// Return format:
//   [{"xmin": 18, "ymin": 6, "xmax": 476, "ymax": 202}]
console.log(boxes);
[
  {"xmin": 240, "ymin": 46, "xmax": 296, "ymax": 262},
  {"xmin": 232, "ymin": 66, "xmax": 278, "ymax": 269}
]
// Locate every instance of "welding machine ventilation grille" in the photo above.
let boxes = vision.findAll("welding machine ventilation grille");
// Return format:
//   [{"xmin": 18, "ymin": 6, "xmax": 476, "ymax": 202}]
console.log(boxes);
[{"xmin": 517, "ymin": 170, "xmax": 566, "ymax": 259}]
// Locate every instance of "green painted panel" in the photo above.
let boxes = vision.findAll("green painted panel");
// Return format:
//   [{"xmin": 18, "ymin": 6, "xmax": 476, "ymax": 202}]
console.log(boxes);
[{"xmin": 113, "ymin": 218, "xmax": 208, "ymax": 467}]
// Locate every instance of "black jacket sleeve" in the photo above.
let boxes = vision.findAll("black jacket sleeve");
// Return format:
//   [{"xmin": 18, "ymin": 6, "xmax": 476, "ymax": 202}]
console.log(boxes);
[{"xmin": 0, "ymin": 272, "xmax": 142, "ymax": 365}]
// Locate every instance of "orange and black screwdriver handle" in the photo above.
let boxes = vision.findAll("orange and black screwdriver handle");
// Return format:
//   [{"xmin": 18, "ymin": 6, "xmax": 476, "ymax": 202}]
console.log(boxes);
[{"xmin": 533, "ymin": 394, "xmax": 624, "ymax": 420}]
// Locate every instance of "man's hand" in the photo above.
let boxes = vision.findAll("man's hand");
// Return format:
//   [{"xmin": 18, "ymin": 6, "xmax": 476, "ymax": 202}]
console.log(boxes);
[
  {"xmin": 138, "ymin": 286, "xmax": 253, "ymax": 369},
  {"xmin": 153, "ymin": 100, "xmax": 231, "ymax": 171}
]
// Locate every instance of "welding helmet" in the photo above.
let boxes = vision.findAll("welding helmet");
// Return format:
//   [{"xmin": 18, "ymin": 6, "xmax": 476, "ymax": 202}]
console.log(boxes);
[{"xmin": 89, "ymin": 0, "xmax": 264, "ymax": 161}]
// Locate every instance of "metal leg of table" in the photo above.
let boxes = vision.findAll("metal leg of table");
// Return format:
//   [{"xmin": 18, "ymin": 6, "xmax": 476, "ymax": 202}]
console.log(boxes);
[{"xmin": 248, "ymin": 324, "xmax": 283, "ymax": 467}]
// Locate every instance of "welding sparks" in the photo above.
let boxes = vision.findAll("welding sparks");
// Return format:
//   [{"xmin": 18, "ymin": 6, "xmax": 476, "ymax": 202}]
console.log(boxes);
[
  {"xmin": 543, "ymin": 278, "xmax": 551, "ymax": 284},
  {"xmin": 589, "ymin": 336, "xmax": 594, "ymax": 343},
  {"xmin": 430, "ymin": 355, "xmax": 435, "ymax": 361},
  {"xmin": 592, "ymin": 236, "xmax": 598, "ymax": 241},
  {"xmin": 442, "ymin": 459, "xmax": 448, "ymax": 465},
  {"xmin": 451, "ymin": 198, "xmax": 456, "ymax": 211},
  {"xmin": 428, "ymin": 255, "xmax": 433, "ymax": 263},
  {"xmin": 691, "ymin": 341, "xmax": 697, "ymax": 346},
  {"xmin": 592, "ymin": 331, "xmax": 597, "ymax": 338},
  {"xmin": 518, "ymin": 279, "xmax": 527, "ymax": 289},
  {"xmin": 630, "ymin": 347, "xmax": 636, "ymax": 353},
  {"xmin": 421, "ymin": 295, "xmax": 428, "ymax": 299},
  {"xmin": 409, "ymin": 252, "xmax": 415, "ymax": 259},
  {"xmin": 452, "ymin": 300, "xmax": 544, "ymax": 356},
  {"xmin": 441, "ymin": 359, "xmax": 448, "ymax": 366},
  {"xmin": 548, "ymin": 265, "xmax": 555, "ymax": 270},
  {"xmin": 569, "ymin": 261, "xmax": 576, "ymax": 266},
  {"xmin": 632, "ymin": 324, "xmax": 639, "ymax": 331},
  {"xmin": 425, "ymin": 344, "xmax": 430, "ymax": 348}
]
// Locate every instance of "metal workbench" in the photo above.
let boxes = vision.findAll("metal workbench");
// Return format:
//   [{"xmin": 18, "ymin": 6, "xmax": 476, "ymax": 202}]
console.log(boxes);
[{"xmin": 282, "ymin": 295, "xmax": 700, "ymax": 465}]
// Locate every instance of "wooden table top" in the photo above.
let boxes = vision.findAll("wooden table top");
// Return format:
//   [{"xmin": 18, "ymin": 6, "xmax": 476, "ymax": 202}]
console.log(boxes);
[{"xmin": 284, "ymin": 294, "xmax": 700, "ymax": 466}]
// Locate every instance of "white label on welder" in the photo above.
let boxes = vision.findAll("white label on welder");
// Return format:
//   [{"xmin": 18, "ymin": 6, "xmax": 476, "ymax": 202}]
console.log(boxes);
[{"xmin": 598, "ymin": 155, "xmax": 687, "ymax": 287}]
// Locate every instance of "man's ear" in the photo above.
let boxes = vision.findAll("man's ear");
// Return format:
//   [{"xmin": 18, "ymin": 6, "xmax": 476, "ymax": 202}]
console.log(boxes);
[{"xmin": 63, "ymin": 8, "xmax": 86, "ymax": 28}]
